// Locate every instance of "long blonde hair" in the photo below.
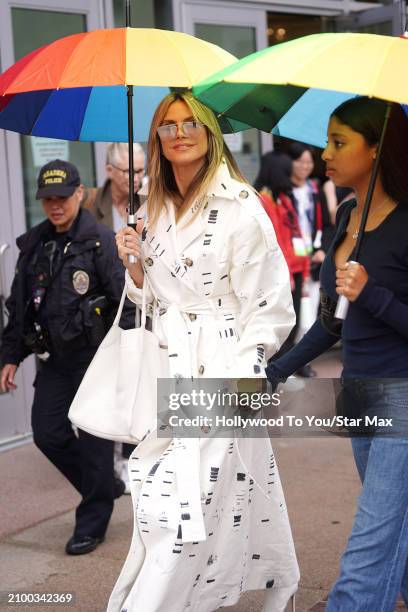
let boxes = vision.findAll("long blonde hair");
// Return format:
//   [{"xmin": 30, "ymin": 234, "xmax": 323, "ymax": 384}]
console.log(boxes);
[{"xmin": 147, "ymin": 91, "xmax": 247, "ymax": 226}]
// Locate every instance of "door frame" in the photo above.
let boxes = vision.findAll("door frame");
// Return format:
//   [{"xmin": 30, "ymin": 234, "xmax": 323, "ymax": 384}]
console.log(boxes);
[
  {"xmin": 173, "ymin": 0, "xmax": 273, "ymax": 153},
  {"xmin": 0, "ymin": 0, "xmax": 107, "ymax": 448}
]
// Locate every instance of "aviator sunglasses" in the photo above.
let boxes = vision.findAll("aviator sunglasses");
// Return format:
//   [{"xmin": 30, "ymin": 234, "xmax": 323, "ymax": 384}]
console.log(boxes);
[{"xmin": 157, "ymin": 120, "xmax": 205, "ymax": 141}]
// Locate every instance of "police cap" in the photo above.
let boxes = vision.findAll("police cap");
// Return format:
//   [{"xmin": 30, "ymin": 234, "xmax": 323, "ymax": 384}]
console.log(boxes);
[{"xmin": 36, "ymin": 159, "xmax": 81, "ymax": 200}]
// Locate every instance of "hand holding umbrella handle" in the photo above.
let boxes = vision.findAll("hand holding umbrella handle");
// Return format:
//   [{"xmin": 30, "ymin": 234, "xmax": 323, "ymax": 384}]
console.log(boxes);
[
  {"xmin": 334, "ymin": 294, "xmax": 349, "ymax": 320},
  {"xmin": 127, "ymin": 213, "xmax": 137, "ymax": 264},
  {"xmin": 334, "ymin": 260, "xmax": 358, "ymax": 320}
]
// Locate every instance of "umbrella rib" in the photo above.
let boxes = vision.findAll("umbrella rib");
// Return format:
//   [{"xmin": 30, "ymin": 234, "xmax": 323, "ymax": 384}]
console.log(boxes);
[
  {"xmin": 57, "ymin": 33, "xmax": 89, "ymax": 88},
  {"xmin": 368, "ymin": 36, "xmax": 394, "ymax": 100},
  {"xmin": 289, "ymin": 34, "xmax": 352, "ymax": 88},
  {"xmin": 163, "ymin": 31, "xmax": 193, "ymax": 87}
]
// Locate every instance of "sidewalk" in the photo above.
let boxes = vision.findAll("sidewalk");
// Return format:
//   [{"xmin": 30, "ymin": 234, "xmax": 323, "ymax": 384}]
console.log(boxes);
[{"xmin": 1, "ymin": 349, "xmax": 405, "ymax": 611}]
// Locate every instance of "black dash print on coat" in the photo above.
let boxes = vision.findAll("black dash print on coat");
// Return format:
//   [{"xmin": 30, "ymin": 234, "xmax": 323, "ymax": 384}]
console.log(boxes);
[
  {"xmin": 169, "ymin": 353, "xmax": 178, "ymax": 358},
  {"xmin": 233, "ymin": 515, "xmax": 242, "ymax": 526},
  {"xmin": 210, "ymin": 467, "xmax": 219, "ymax": 482},
  {"xmin": 149, "ymin": 235, "xmax": 155, "ymax": 243},
  {"xmin": 261, "ymin": 519, "xmax": 270, "ymax": 523},
  {"xmin": 203, "ymin": 281, "xmax": 212, "ymax": 285},
  {"xmin": 257, "ymin": 345, "xmax": 265, "ymax": 362},
  {"xmin": 202, "ymin": 272, "xmax": 211, "ymax": 276},
  {"xmin": 161, "ymin": 494, "xmax": 170, "ymax": 497},
  {"xmin": 181, "ymin": 501, "xmax": 189, "ymax": 508},
  {"xmin": 181, "ymin": 513, "xmax": 191, "ymax": 520},
  {"xmin": 163, "ymin": 480, "xmax": 172, "ymax": 484},
  {"xmin": 208, "ymin": 210, "xmax": 219, "ymax": 224},
  {"xmin": 237, "ymin": 473, "xmax": 246, "ymax": 481},
  {"xmin": 266, "ymin": 580, "xmax": 275, "ymax": 589},
  {"xmin": 203, "ymin": 240, "xmax": 211, "ymax": 246},
  {"xmin": 254, "ymin": 365, "xmax": 261, "ymax": 374},
  {"xmin": 259, "ymin": 300, "xmax": 267, "ymax": 308},
  {"xmin": 148, "ymin": 462, "xmax": 160, "ymax": 477},
  {"xmin": 159, "ymin": 249, "xmax": 165, "ymax": 256},
  {"xmin": 207, "ymin": 579, "xmax": 215, "ymax": 584},
  {"xmin": 252, "ymin": 554, "xmax": 261, "ymax": 560},
  {"xmin": 220, "ymin": 274, "xmax": 228, "ymax": 280}
]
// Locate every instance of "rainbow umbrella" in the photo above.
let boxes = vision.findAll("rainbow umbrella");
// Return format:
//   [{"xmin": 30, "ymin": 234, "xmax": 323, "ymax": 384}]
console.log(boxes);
[
  {"xmin": 0, "ymin": 22, "xmax": 246, "ymax": 233},
  {"xmin": 0, "ymin": 27, "xmax": 245, "ymax": 142},
  {"xmin": 193, "ymin": 32, "xmax": 408, "ymax": 132},
  {"xmin": 194, "ymin": 32, "xmax": 408, "ymax": 318}
]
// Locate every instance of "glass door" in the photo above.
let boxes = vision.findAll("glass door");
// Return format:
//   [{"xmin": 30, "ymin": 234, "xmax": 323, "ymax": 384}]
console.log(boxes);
[
  {"xmin": 175, "ymin": 1, "xmax": 270, "ymax": 183},
  {"xmin": 333, "ymin": 2, "xmax": 404, "ymax": 35},
  {"xmin": 0, "ymin": 0, "xmax": 104, "ymax": 448}
]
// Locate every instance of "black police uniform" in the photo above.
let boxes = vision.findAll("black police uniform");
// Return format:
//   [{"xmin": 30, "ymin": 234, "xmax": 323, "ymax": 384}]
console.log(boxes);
[{"xmin": 1, "ymin": 208, "xmax": 133, "ymax": 543}]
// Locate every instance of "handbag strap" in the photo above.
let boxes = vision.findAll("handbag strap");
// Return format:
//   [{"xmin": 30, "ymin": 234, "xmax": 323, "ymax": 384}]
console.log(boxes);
[{"xmin": 113, "ymin": 273, "xmax": 149, "ymax": 329}]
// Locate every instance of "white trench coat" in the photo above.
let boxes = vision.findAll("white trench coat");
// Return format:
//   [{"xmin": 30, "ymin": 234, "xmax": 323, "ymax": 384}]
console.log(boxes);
[{"xmin": 108, "ymin": 162, "xmax": 299, "ymax": 612}]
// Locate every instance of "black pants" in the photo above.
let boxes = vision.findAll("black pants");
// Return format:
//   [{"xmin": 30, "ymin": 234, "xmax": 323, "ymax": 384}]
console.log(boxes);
[{"xmin": 31, "ymin": 358, "xmax": 115, "ymax": 539}]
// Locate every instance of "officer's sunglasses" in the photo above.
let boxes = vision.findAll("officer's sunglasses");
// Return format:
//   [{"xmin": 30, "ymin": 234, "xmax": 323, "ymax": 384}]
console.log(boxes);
[
  {"xmin": 111, "ymin": 164, "xmax": 145, "ymax": 177},
  {"xmin": 157, "ymin": 120, "xmax": 205, "ymax": 142}
]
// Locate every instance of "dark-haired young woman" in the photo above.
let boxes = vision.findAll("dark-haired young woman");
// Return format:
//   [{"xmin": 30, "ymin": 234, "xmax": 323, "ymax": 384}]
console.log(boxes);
[
  {"xmin": 255, "ymin": 152, "xmax": 310, "ymax": 357},
  {"xmin": 267, "ymin": 97, "xmax": 408, "ymax": 611}
]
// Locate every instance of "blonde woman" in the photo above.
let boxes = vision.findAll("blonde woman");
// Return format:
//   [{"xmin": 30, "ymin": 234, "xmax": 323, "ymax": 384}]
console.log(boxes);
[{"xmin": 109, "ymin": 92, "xmax": 299, "ymax": 612}]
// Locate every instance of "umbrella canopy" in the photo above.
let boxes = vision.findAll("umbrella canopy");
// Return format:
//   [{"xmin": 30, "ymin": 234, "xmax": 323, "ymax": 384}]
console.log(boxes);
[
  {"xmin": 193, "ymin": 32, "xmax": 408, "ymax": 134},
  {"xmin": 0, "ymin": 27, "xmax": 248, "ymax": 141}
]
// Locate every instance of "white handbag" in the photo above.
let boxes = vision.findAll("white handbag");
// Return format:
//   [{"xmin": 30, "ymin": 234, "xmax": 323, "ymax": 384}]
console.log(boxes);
[{"xmin": 68, "ymin": 277, "xmax": 168, "ymax": 443}]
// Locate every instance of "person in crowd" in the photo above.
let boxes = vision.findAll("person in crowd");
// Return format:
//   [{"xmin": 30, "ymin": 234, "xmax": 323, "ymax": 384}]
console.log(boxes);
[
  {"xmin": 267, "ymin": 96, "xmax": 408, "ymax": 611},
  {"xmin": 0, "ymin": 160, "xmax": 133, "ymax": 555},
  {"xmin": 83, "ymin": 141, "xmax": 146, "ymax": 493},
  {"xmin": 83, "ymin": 142, "xmax": 146, "ymax": 231},
  {"xmin": 255, "ymin": 152, "xmax": 310, "ymax": 366},
  {"xmin": 286, "ymin": 143, "xmax": 333, "ymax": 376},
  {"xmin": 108, "ymin": 91, "xmax": 299, "ymax": 612}
]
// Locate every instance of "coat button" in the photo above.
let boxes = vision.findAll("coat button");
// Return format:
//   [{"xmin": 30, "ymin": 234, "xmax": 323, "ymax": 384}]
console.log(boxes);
[
  {"xmin": 185, "ymin": 257, "xmax": 193, "ymax": 267},
  {"xmin": 239, "ymin": 190, "xmax": 249, "ymax": 199},
  {"xmin": 198, "ymin": 365, "xmax": 205, "ymax": 375},
  {"xmin": 145, "ymin": 257, "xmax": 154, "ymax": 266},
  {"xmin": 189, "ymin": 313, "xmax": 197, "ymax": 321}
]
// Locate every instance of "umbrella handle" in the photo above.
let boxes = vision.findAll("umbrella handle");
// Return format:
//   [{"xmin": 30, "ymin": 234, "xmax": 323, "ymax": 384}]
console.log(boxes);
[
  {"xmin": 334, "ymin": 294, "xmax": 349, "ymax": 320},
  {"xmin": 334, "ymin": 259, "xmax": 359, "ymax": 320},
  {"xmin": 128, "ymin": 212, "xmax": 137, "ymax": 264}
]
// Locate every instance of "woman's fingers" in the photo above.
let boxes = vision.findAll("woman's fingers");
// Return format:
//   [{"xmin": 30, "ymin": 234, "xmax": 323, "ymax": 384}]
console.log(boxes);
[{"xmin": 116, "ymin": 227, "xmax": 142, "ymax": 262}]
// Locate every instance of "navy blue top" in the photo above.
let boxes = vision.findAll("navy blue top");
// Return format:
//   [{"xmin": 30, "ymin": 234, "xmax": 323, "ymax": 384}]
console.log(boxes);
[{"xmin": 268, "ymin": 200, "xmax": 408, "ymax": 379}]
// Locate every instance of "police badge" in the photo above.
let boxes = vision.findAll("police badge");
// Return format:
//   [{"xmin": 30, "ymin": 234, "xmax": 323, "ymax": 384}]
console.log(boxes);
[{"xmin": 72, "ymin": 270, "xmax": 90, "ymax": 295}]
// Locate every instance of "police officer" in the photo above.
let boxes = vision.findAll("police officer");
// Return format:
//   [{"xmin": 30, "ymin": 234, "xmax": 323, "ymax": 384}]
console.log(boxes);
[{"xmin": 0, "ymin": 160, "xmax": 132, "ymax": 555}]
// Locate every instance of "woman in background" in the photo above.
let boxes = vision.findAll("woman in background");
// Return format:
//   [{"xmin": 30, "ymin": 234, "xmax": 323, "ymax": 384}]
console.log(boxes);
[{"xmin": 255, "ymin": 152, "xmax": 310, "ymax": 363}]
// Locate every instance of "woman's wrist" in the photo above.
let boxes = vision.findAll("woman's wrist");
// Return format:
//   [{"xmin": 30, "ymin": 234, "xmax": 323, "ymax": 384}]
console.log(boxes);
[{"xmin": 128, "ymin": 262, "xmax": 144, "ymax": 288}]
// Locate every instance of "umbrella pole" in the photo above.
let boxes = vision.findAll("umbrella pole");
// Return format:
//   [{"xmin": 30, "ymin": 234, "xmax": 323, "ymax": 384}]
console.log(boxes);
[
  {"xmin": 125, "ymin": 0, "xmax": 137, "ymax": 263},
  {"xmin": 335, "ymin": 102, "xmax": 392, "ymax": 320}
]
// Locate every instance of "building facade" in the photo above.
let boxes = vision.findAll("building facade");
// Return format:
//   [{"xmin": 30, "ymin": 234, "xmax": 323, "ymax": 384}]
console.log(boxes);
[{"xmin": 0, "ymin": 0, "xmax": 405, "ymax": 447}]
